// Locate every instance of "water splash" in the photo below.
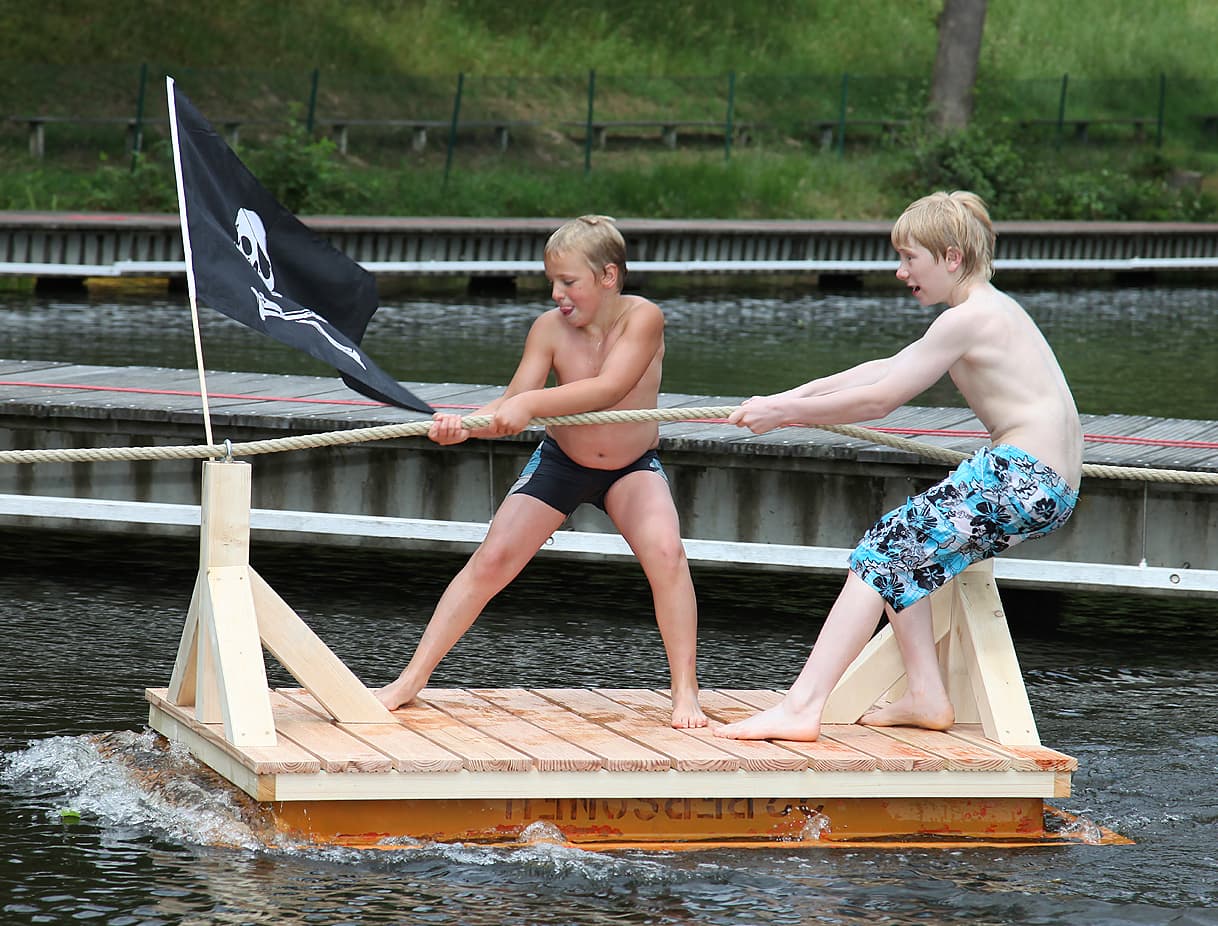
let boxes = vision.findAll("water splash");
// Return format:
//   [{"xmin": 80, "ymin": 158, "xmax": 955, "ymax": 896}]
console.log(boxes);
[
  {"xmin": 799, "ymin": 810, "xmax": 832, "ymax": 841},
  {"xmin": 776, "ymin": 802, "xmax": 832, "ymax": 841},
  {"xmin": 519, "ymin": 820, "xmax": 568, "ymax": 845},
  {"xmin": 1, "ymin": 730, "xmax": 279, "ymax": 851},
  {"xmin": 1061, "ymin": 815, "xmax": 1104, "ymax": 845}
]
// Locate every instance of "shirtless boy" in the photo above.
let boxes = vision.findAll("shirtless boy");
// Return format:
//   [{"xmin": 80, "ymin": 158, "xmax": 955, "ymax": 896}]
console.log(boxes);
[
  {"xmin": 716, "ymin": 190, "xmax": 1083, "ymax": 742},
  {"xmin": 376, "ymin": 215, "xmax": 707, "ymax": 728}
]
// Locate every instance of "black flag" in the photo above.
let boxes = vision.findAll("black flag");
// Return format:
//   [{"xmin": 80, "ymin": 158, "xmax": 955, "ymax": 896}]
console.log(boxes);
[{"xmin": 167, "ymin": 77, "xmax": 432, "ymax": 414}]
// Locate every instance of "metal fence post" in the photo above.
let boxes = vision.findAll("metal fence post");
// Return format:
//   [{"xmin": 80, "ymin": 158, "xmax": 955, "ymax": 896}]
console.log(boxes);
[
  {"xmin": 306, "ymin": 67, "xmax": 319, "ymax": 135},
  {"xmin": 130, "ymin": 62, "xmax": 148, "ymax": 172},
  {"xmin": 584, "ymin": 69, "xmax": 596, "ymax": 175},
  {"xmin": 1155, "ymin": 71, "xmax": 1166, "ymax": 148},
  {"xmin": 724, "ymin": 70, "xmax": 736, "ymax": 162},
  {"xmin": 443, "ymin": 71, "xmax": 464, "ymax": 189},
  {"xmin": 836, "ymin": 72, "xmax": 850, "ymax": 158},
  {"xmin": 1055, "ymin": 73, "xmax": 1069, "ymax": 149}
]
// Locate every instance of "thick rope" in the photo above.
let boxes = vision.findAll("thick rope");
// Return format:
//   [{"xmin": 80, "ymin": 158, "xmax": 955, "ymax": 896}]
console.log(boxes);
[{"xmin": 0, "ymin": 405, "xmax": 1212, "ymax": 486}]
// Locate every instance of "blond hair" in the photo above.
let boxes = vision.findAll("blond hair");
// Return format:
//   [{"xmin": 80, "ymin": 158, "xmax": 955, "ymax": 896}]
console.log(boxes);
[
  {"xmin": 544, "ymin": 214, "xmax": 627, "ymax": 292},
  {"xmin": 891, "ymin": 191, "xmax": 995, "ymax": 282}
]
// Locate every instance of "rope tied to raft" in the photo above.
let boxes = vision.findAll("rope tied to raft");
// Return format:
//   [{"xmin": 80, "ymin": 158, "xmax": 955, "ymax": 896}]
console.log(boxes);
[{"xmin": 0, "ymin": 405, "xmax": 1212, "ymax": 486}]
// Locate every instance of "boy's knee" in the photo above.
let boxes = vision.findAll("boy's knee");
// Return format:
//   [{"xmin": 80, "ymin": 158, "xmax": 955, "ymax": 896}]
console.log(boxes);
[
  {"xmin": 643, "ymin": 536, "xmax": 689, "ymax": 576},
  {"xmin": 468, "ymin": 542, "xmax": 522, "ymax": 583}
]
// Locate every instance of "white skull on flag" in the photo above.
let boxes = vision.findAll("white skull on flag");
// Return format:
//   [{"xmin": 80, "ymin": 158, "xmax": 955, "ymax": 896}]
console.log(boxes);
[{"xmin": 234, "ymin": 208, "xmax": 274, "ymax": 293}]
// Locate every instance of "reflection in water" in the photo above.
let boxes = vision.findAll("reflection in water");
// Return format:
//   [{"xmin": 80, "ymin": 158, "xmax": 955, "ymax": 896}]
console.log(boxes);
[
  {"xmin": 1, "ymin": 531, "xmax": 1218, "ymax": 924},
  {"xmin": 1, "ymin": 281, "xmax": 1217, "ymax": 922},
  {"xmin": 0, "ymin": 283, "xmax": 1215, "ymax": 417}
]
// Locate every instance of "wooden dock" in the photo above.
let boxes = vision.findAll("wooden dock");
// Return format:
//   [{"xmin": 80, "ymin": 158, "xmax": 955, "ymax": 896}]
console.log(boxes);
[
  {"xmin": 1, "ymin": 360, "xmax": 1217, "ymax": 592},
  {"xmin": 5, "ymin": 212, "xmax": 1218, "ymax": 283}
]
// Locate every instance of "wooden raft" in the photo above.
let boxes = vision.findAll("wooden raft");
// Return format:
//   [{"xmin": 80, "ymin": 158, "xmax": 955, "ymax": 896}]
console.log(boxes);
[{"xmin": 145, "ymin": 460, "xmax": 1081, "ymax": 846}]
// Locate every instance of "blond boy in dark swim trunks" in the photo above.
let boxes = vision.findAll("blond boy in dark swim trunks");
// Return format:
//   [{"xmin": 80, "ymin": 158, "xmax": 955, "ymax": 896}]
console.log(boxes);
[
  {"xmin": 716, "ymin": 191, "xmax": 1083, "ymax": 743},
  {"xmin": 376, "ymin": 215, "xmax": 707, "ymax": 728}
]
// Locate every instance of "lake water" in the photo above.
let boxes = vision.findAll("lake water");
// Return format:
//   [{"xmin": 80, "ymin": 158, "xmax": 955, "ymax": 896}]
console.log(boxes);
[
  {"xmin": 2, "ymin": 281, "xmax": 1218, "ymax": 924},
  {"xmin": 0, "ymin": 279, "xmax": 1215, "ymax": 417}
]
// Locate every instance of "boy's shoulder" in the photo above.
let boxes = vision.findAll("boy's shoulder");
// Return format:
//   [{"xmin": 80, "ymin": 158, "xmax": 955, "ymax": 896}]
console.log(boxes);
[
  {"xmin": 941, "ymin": 281, "xmax": 1011, "ymax": 320},
  {"xmin": 619, "ymin": 293, "xmax": 664, "ymax": 323}
]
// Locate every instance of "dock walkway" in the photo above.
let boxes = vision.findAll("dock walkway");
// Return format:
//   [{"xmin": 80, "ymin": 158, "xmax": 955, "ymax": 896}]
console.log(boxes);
[
  {"xmin": 1, "ymin": 360, "xmax": 1217, "ymax": 590},
  {"xmin": 5, "ymin": 212, "xmax": 1218, "ymax": 283}
]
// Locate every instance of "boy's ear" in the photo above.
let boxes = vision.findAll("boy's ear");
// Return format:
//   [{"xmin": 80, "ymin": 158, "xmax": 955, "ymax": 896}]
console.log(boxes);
[
  {"xmin": 944, "ymin": 247, "xmax": 964, "ymax": 272},
  {"xmin": 600, "ymin": 262, "xmax": 620, "ymax": 288}
]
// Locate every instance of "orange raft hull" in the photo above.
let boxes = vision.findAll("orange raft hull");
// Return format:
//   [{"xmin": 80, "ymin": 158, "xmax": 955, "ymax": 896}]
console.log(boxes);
[
  {"xmin": 272, "ymin": 796, "xmax": 1130, "ymax": 850},
  {"xmin": 145, "ymin": 685, "xmax": 1131, "ymax": 851}
]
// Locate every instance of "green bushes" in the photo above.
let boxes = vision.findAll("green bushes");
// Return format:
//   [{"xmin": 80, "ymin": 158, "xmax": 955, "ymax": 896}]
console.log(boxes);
[
  {"xmin": 2, "ymin": 118, "xmax": 1214, "ymax": 222},
  {"xmin": 242, "ymin": 123, "xmax": 351, "ymax": 215},
  {"xmin": 898, "ymin": 124, "xmax": 1216, "ymax": 221}
]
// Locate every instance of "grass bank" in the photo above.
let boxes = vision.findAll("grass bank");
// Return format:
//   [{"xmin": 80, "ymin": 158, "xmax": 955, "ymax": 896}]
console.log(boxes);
[{"xmin": 3, "ymin": 1, "xmax": 1218, "ymax": 221}]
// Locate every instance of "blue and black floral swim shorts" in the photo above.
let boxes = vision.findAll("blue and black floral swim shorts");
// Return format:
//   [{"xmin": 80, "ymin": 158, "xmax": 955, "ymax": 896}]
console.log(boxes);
[{"xmin": 849, "ymin": 444, "xmax": 1078, "ymax": 611}]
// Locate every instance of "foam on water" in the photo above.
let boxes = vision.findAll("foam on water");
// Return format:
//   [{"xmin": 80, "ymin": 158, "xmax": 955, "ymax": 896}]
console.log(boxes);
[
  {"xmin": 1, "ymin": 730, "xmax": 271, "ymax": 851},
  {"xmin": 0, "ymin": 729, "xmax": 701, "ymax": 887}
]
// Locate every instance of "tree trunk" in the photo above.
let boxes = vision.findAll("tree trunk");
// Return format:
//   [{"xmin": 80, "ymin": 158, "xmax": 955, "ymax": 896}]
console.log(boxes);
[{"xmin": 929, "ymin": 0, "xmax": 988, "ymax": 131}]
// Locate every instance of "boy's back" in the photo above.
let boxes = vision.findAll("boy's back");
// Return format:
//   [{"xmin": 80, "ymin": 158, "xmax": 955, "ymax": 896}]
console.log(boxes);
[
  {"xmin": 933, "ymin": 283, "xmax": 1082, "ymax": 487},
  {"xmin": 853, "ymin": 189, "xmax": 1082, "ymax": 486}
]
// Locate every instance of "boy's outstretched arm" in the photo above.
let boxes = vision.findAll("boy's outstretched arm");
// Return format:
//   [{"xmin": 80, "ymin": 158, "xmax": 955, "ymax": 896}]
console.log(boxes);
[{"xmin": 731, "ymin": 307, "xmax": 981, "ymax": 434}]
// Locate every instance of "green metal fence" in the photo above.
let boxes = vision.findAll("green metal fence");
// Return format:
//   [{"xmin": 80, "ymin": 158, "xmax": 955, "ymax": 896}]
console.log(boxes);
[{"xmin": 3, "ymin": 65, "xmax": 1216, "ymax": 172}]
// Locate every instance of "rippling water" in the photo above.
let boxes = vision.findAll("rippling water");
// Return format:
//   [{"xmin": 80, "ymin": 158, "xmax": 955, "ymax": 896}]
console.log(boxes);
[
  {"xmin": 2, "ymin": 530, "xmax": 1217, "ymax": 925},
  {"xmin": 1, "ymin": 281, "xmax": 1216, "ymax": 417},
  {"xmin": 1, "ymin": 282, "xmax": 1217, "ymax": 922}
]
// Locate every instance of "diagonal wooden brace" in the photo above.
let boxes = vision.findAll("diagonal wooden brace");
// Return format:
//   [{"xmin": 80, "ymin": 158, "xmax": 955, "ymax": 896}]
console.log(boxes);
[
  {"xmin": 820, "ymin": 560, "xmax": 1040, "ymax": 745},
  {"xmin": 165, "ymin": 461, "xmax": 392, "ymax": 749}
]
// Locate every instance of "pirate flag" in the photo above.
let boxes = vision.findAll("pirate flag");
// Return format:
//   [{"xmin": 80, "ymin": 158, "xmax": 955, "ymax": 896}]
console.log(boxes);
[{"xmin": 166, "ymin": 76, "xmax": 432, "ymax": 414}]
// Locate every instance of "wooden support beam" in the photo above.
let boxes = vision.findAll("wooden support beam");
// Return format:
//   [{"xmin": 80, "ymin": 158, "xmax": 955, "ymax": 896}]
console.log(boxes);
[
  {"xmin": 250, "ymin": 568, "xmax": 393, "ymax": 723},
  {"xmin": 165, "ymin": 459, "xmax": 390, "ymax": 751},
  {"xmin": 205, "ymin": 565, "xmax": 276, "ymax": 745},
  {"xmin": 952, "ymin": 561, "xmax": 1040, "ymax": 745},
  {"xmin": 167, "ymin": 572, "xmax": 203, "ymax": 706},
  {"xmin": 819, "ymin": 561, "xmax": 1039, "ymax": 745}
]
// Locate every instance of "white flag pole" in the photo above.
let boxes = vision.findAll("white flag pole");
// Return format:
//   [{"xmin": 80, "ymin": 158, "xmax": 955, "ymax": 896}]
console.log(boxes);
[{"xmin": 166, "ymin": 75, "xmax": 217, "ymax": 450}]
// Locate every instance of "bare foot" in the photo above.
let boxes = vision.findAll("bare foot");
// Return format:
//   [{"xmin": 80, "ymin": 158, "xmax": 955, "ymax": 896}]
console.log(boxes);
[
  {"xmin": 859, "ymin": 693, "xmax": 954, "ymax": 731},
  {"xmin": 375, "ymin": 675, "xmax": 421, "ymax": 711},
  {"xmin": 670, "ymin": 689, "xmax": 708, "ymax": 729},
  {"xmin": 713, "ymin": 701, "xmax": 820, "ymax": 742}
]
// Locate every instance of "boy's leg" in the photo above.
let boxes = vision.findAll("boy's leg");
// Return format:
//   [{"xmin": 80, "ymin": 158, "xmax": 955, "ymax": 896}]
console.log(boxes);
[
  {"xmin": 716, "ymin": 571, "xmax": 886, "ymax": 742},
  {"xmin": 859, "ymin": 596, "xmax": 954, "ymax": 730},
  {"xmin": 376, "ymin": 493, "xmax": 567, "ymax": 709},
  {"xmin": 603, "ymin": 470, "xmax": 707, "ymax": 729}
]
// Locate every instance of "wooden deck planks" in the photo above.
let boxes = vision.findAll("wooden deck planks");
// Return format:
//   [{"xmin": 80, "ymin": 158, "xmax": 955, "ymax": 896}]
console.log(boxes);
[
  {"xmin": 536, "ymin": 688, "xmax": 740, "ymax": 772},
  {"xmin": 601, "ymin": 688, "xmax": 810, "ymax": 772},
  {"xmin": 267, "ymin": 691, "xmax": 392, "ymax": 773},
  {"xmin": 724, "ymin": 688, "xmax": 950, "ymax": 772},
  {"xmin": 420, "ymin": 688, "xmax": 603, "ymax": 772},
  {"xmin": 389, "ymin": 693, "xmax": 534, "ymax": 772},
  {"xmin": 700, "ymin": 690, "xmax": 880, "ymax": 772},
  {"xmin": 948, "ymin": 725, "xmax": 1078, "ymax": 772},
  {"xmin": 472, "ymin": 688, "xmax": 671, "ymax": 771},
  {"xmin": 145, "ymin": 688, "xmax": 321, "ymax": 775},
  {"xmin": 868, "ymin": 727, "xmax": 1012, "ymax": 772},
  {"xmin": 280, "ymin": 689, "xmax": 464, "ymax": 773},
  {"xmin": 151, "ymin": 687, "xmax": 1075, "ymax": 790}
]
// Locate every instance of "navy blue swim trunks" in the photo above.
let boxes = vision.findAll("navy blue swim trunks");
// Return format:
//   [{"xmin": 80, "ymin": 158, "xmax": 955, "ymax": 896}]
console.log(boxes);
[
  {"xmin": 508, "ymin": 435, "xmax": 668, "ymax": 515},
  {"xmin": 849, "ymin": 444, "xmax": 1078, "ymax": 611}
]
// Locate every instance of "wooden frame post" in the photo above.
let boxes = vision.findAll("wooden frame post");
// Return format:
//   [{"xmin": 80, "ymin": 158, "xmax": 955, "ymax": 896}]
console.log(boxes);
[
  {"xmin": 166, "ymin": 460, "xmax": 392, "ymax": 748},
  {"xmin": 820, "ymin": 560, "xmax": 1040, "ymax": 745}
]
